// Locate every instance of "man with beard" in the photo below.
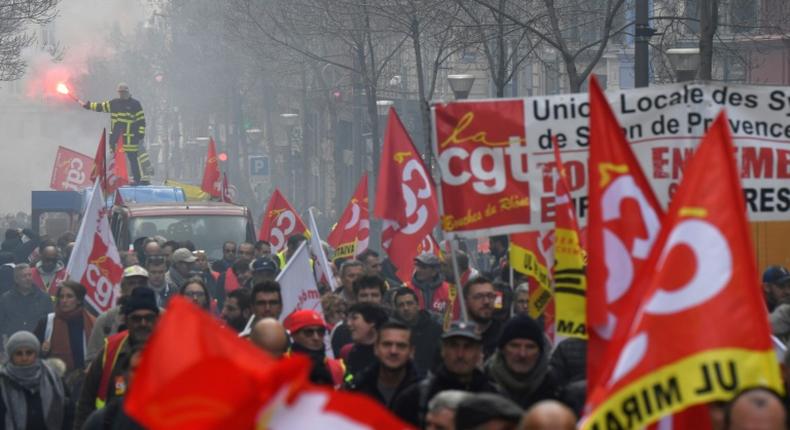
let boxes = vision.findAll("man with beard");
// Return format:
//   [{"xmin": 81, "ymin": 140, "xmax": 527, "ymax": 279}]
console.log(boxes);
[
  {"xmin": 221, "ymin": 289, "xmax": 252, "ymax": 333},
  {"xmin": 392, "ymin": 321, "xmax": 497, "ymax": 427},
  {"xmin": 463, "ymin": 276, "xmax": 504, "ymax": 359},
  {"xmin": 164, "ymin": 248, "xmax": 196, "ymax": 292},
  {"xmin": 405, "ymin": 253, "xmax": 459, "ymax": 322},
  {"xmin": 392, "ymin": 287, "xmax": 442, "ymax": 373},
  {"xmin": 87, "ymin": 266, "xmax": 149, "ymax": 362},
  {"xmin": 346, "ymin": 320, "xmax": 421, "ymax": 410},
  {"xmin": 284, "ymin": 310, "xmax": 344, "ymax": 388},
  {"xmin": 74, "ymin": 287, "xmax": 160, "ymax": 429},
  {"xmin": 484, "ymin": 315, "xmax": 557, "ymax": 410}
]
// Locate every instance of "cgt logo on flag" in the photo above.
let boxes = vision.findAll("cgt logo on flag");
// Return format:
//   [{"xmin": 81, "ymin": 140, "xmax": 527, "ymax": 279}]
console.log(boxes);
[
  {"xmin": 50, "ymin": 146, "xmax": 95, "ymax": 191},
  {"xmin": 583, "ymin": 113, "xmax": 783, "ymax": 429},
  {"xmin": 84, "ymin": 243, "xmax": 123, "ymax": 311}
]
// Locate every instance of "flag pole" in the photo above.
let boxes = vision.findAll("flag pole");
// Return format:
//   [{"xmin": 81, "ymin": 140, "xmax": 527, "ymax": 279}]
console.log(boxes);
[{"xmin": 429, "ymin": 105, "xmax": 469, "ymax": 323}]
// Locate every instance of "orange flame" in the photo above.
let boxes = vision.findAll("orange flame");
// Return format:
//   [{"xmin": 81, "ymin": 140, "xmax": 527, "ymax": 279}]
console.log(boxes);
[{"xmin": 56, "ymin": 83, "xmax": 69, "ymax": 95}]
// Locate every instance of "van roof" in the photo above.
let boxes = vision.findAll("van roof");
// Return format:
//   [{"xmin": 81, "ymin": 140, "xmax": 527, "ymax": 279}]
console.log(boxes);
[{"xmin": 117, "ymin": 201, "xmax": 250, "ymax": 217}]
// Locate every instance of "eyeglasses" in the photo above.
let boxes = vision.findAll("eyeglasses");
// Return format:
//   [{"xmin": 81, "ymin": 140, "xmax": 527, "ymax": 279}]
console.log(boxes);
[
  {"xmin": 128, "ymin": 314, "xmax": 157, "ymax": 324},
  {"xmin": 255, "ymin": 300, "xmax": 281, "ymax": 307},
  {"xmin": 471, "ymin": 293, "xmax": 497, "ymax": 302},
  {"xmin": 185, "ymin": 291, "xmax": 206, "ymax": 299},
  {"xmin": 299, "ymin": 327, "xmax": 326, "ymax": 338}
]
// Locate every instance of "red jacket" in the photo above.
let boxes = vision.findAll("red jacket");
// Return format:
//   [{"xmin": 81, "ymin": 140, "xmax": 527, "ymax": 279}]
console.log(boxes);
[
  {"xmin": 31, "ymin": 266, "xmax": 68, "ymax": 296},
  {"xmin": 405, "ymin": 280, "xmax": 461, "ymax": 324}
]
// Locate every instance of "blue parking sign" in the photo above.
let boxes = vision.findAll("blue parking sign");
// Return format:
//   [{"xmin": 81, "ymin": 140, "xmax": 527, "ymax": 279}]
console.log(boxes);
[{"xmin": 249, "ymin": 156, "xmax": 269, "ymax": 176}]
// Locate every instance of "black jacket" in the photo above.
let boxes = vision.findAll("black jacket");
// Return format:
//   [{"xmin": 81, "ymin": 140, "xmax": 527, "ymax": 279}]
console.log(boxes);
[
  {"xmin": 480, "ymin": 318, "xmax": 504, "ymax": 360},
  {"xmin": 407, "ymin": 310, "xmax": 442, "ymax": 373},
  {"xmin": 346, "ymin": 361, "xmax": 422, "ymax": 409},
  {"xmin": 391, "ymin": 364, "xmax": 497, "ymax": 427}
]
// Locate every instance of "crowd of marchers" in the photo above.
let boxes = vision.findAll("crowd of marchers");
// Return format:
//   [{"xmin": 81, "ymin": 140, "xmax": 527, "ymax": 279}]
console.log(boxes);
[{"xmin": 0, "ymin": 228, "xmax": 788, "ymax": 430}]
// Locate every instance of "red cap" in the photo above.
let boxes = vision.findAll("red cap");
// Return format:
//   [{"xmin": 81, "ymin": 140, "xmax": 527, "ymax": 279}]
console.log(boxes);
[{"xmin": 283, "ymin": 310, "xmax": 327, "ymax": 333}]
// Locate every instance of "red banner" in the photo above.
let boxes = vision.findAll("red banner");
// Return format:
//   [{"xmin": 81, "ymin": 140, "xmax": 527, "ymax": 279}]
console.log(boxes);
[
  {"xmin": 585, "ymin": 77, "xmax": 665, "ymax": 392},
  {"xmin": 584, "ymin": 113, "xmax": 783, "ymax": 428},
  {"xmin": 433, "ymin": 100, "xmax": 530, "ymax": 238},
  {"xmin": 50, "ymin": 146, "xmax": 95, "ymax": 191},
  {"xmin": 375, "ymin": 108, "xmax": 439, "ymax": 281},
  {"xmin": 259, "ymin": 189, "xmax": 308, "ymax": 254},
  {"xmin": 201, "ymin": 137, "xmax": 222, "ymax": 197},
  {"xmin": 328, "ymin": 174, "xmax": 369, "ymax": 259}
]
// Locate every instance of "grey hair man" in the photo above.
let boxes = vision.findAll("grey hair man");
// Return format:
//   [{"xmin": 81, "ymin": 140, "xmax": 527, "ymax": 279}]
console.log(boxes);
[{"xmin": 426, "ymin": 390, "xmax": 474, "ymax": 430}]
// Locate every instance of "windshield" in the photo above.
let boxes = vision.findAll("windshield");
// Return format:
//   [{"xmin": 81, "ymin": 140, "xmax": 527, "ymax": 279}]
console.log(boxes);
[{"xmin": 130, "ymin": 215, "xmax": 247, "ymax": 261}]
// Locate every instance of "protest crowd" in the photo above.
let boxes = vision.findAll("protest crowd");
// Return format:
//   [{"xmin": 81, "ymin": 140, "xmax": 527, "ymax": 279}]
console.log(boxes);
[{"xmin": 1, "ymin": 79, "xmax": 789, "ymax": 430}]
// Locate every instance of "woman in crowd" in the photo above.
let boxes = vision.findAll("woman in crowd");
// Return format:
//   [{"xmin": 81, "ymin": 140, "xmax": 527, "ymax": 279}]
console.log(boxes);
[
  {"xmin": 0, "ymin": 331, "xmax": 71, "ymax": 429},
  {"xmin": 34, "ymin": 281, "xmax": 96, "ymax": 373},
  {"xmin": 179, "ymin": 277, "xmax": 212, "ymax": 311},
  {"xmin": 34, "ymin": 281, "xmax": 94, "ymax": 399}
]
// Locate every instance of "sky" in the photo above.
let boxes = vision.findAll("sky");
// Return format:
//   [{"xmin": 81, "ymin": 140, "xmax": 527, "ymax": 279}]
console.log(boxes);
[{"xmin": 0, "ymin": 0, "xmax": 149, "ymax": 215}]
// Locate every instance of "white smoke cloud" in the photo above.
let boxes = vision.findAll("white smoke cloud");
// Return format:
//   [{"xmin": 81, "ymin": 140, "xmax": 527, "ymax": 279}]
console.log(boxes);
[{"xmin": 0, "ymin": 0, "xmax": 149, "ymax": 216}]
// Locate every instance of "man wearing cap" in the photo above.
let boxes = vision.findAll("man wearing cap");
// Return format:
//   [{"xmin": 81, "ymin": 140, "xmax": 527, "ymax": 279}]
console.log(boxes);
[
  {"xmin": 284, "ymin": 310, "xmax": 345, "ymax": 388},
  {"xmin": 74, "ymin": 287, "xmax": 160, "ymax": 429},
  {"xmin": 79, "ymin": 83, "xmax": 153, "ymax": 184},
  {"xmin": 165, "ymin": 248, "xmax": 196, "ymax": 293},
  {"xmin": 249, "ymin": 256, "xmax": 280, "ymax": 286},
  {"xmin": 763, "ymin": 265, "xmax": 790, "ymax": 312},
  {"xmin": 86, "ymin": 265, "xmax": 149, "ymax": 362},
  {"xmin": 485, "ymin": 315, "xmax": 557, "ymax": 409},
  {"xmin": 405, "ymin": 253, "xmax": 460, "ymax": 323},
  {"xmin": 392, "ymin": 320, "xmax": 497, "ymax": 427}
]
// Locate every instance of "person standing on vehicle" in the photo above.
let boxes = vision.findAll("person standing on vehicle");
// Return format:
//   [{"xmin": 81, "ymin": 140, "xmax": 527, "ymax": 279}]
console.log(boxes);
[{"xmin": 79, "ymin": 83, "xmax": 154, "ymax": 184}]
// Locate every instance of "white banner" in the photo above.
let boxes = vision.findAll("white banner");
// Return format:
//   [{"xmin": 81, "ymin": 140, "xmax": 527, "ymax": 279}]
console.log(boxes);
[
  {"xmin": 434, "ymin": 83, "xmax": 790, "ymax": 230},
  {"xmin": 276, "ymin": 242, "xmax": 324, "ymax": 321},
  {"xmin": 307, "ymin": 208, "xmax": 337, "ymax": 291},
  {"xmin": 66, "ymin": 182, "xmax": 123, "ymax": 313}
]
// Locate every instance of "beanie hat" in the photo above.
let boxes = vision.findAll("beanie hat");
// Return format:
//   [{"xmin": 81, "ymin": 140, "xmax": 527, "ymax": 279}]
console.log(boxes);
[
  {"xmin": 5, "ymin": 331, "xmax": 40, "ymax": 356},
  {"xmin": 122, "ymin": 287, "xmax": 159, "ymax": 316},
  {"xmin": 497, "ymin": 314, "xmax": 544, "ymax": 350}
]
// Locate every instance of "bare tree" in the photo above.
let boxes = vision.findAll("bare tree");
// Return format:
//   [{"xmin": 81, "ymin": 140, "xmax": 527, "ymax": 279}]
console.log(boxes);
[
  {"xmin": 0, "ymin": 0, "xmax": 59, "ymax": 81},
  {"xmin": 467, "ymin": 0, "xmax": 628, "ymax": 93}
]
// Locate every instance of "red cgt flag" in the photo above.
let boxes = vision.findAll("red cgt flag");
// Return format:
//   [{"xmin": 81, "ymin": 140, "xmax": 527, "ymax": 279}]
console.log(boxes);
[
  {"xmin": 328, "ymin": 174, "xmax": 370, "ymax": 260},
  {"xmin": 125, "ymin": 296, "xmax": 283, "ymax": 429},
  {"xmin": 65, "ymin": 182, "xmax": 123, "ymax": 314},
  {"xmin": 375, "ymin": 108, "xmax": 439, "ymax": 281},
  {"xmin": 90, "ymin": 129, "xmax": 106, "ymax": 185},
  {"xmin": 259, "ymin": 189, "xmax": 308, "ymax": 254},
  {"xmin": 125, "ymin": 296, "xmax": 414, "ymax": 430},
  {"xmin": 586, "ymin": 77, "xmax": 664, "ymax": 390},
  {"xmin": 583, "ymin": 112, "xmax": 783, "ymax": 428},
  {"xmin": 108, "ymin": 134, "xmax": 129, "ymax": 194},
  {"xmin": 201, "ymin": 137, "xmax": 222, "ymax": 197}
]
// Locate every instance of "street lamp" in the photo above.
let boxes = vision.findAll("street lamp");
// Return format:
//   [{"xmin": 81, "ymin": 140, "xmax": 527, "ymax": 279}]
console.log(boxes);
[
  {"xmin": 376, "ymin": 99, "xmax": 394, "ymax": 116},
  {"xmin": 447, "ymin": 74, "xmax": 476, "ymax": 100},
  {"xmin": 279, "ymin": 113, "xmax": 299, "ymax": 127},
  {"xmin": 666, "ymin": 48, "xmax": 700, "ymax": 83}
]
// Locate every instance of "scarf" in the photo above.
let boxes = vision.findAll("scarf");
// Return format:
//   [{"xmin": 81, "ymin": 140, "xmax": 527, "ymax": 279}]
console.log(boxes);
[
  {"xmin": 0, "ymin": 360, "xmax": 65, "ymax": 430},
  {"xmin": 485, "ymin": 348, "xmax": 549, "ymax": 404},
  {"xmin": 49, "ymin": 307, "xmax": 95, "ymax": 370},
  {"xmin": 411, "ymin": 273, "xmax": 444, "ymax": 308},
  {"xmin": 290, "ymin": 343, "xmax": 334, "ymax": 386}
]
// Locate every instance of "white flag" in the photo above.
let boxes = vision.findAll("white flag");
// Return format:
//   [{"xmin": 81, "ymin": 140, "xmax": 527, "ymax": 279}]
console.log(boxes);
[
  {"xmin": 66, "ymin": 182, "xmax": 123, "ymax": 313},
  {"xmin": 276, "ymin": 242, "xmax": 324, "ymax": 322},
  {"xmin": 308, "ymin": 208, "xmax": 337, "ymax": 291}
]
